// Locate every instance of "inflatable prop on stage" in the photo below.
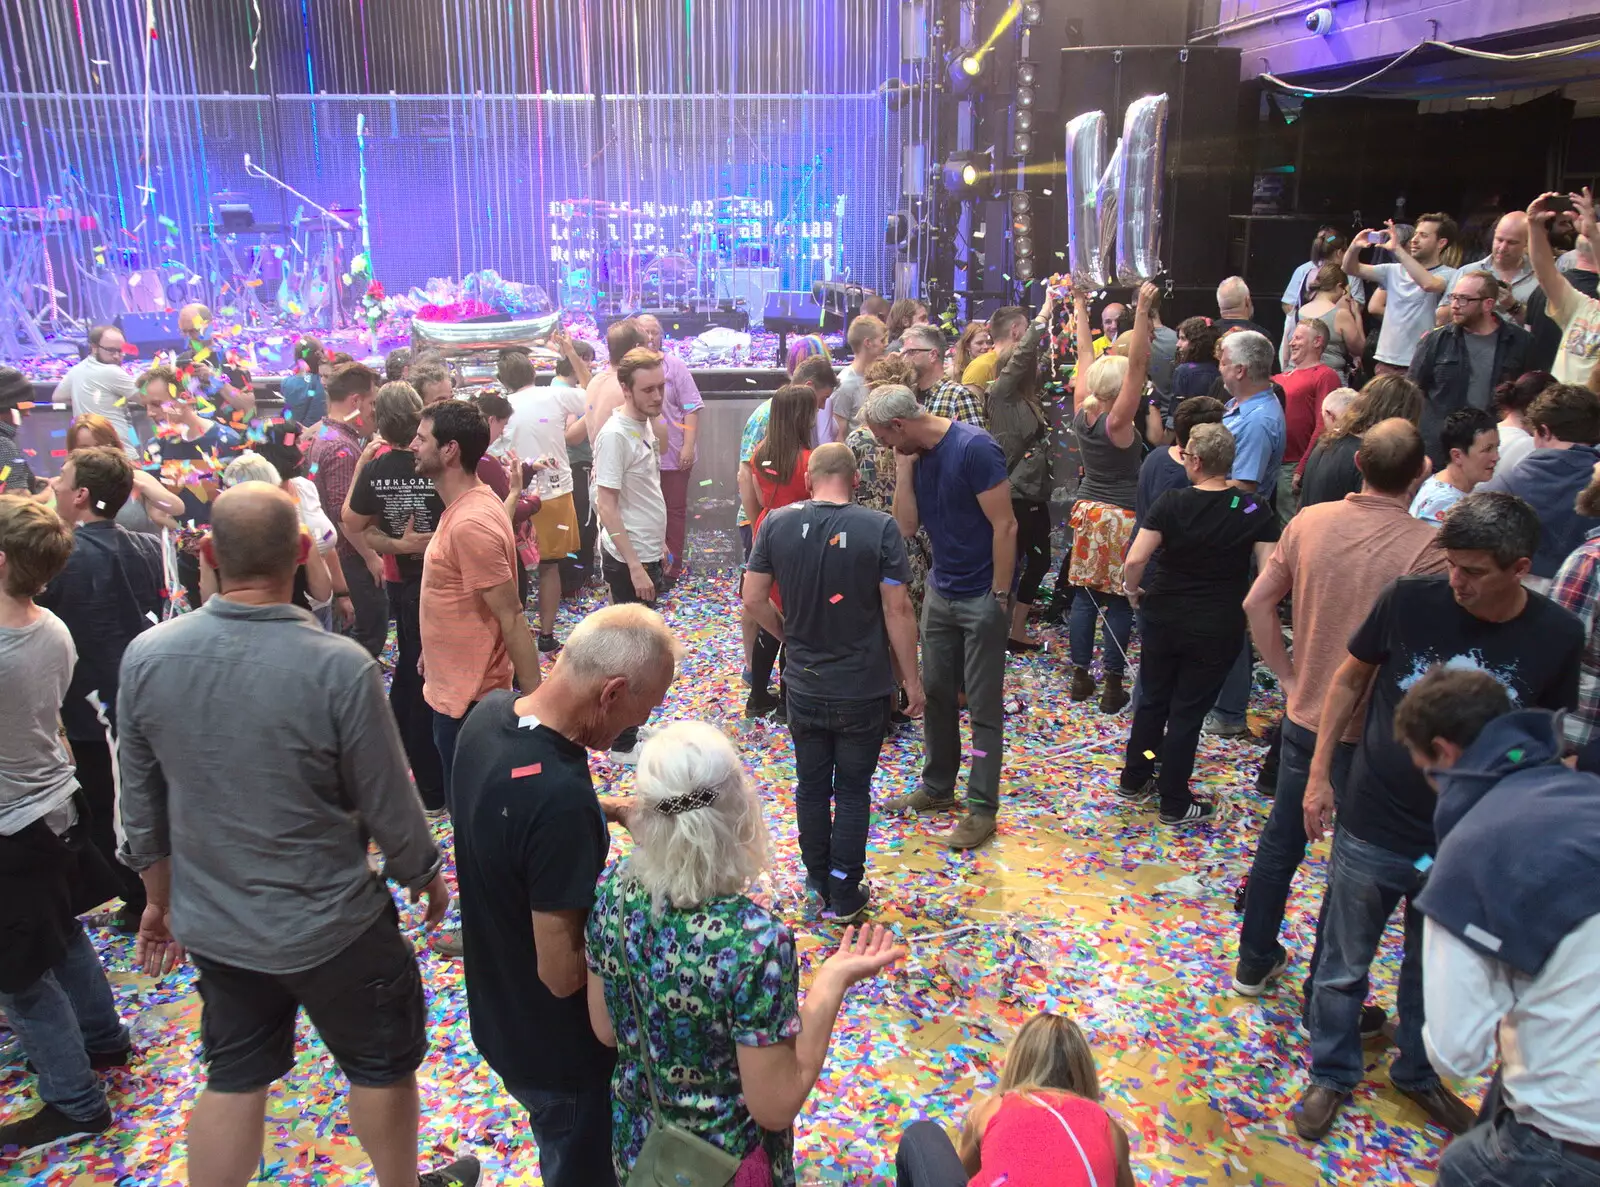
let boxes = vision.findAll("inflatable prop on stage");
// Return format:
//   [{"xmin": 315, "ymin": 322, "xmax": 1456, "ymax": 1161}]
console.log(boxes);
[
  {"xmin": 1062, "ymin": 94, "xmax": 1169, "ymax": 289},
  {"xmin": 409, "ymin": 309, "xmax": 566, "ymax": 368}
]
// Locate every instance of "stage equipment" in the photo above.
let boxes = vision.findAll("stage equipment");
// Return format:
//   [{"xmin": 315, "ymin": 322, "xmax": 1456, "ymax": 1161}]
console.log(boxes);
[
  {"xmin": 115, "ymin": 311, "xmax": 186, "ymax": 358},
  {"xmin": 1116, "ymin": 94, "xmax": 1170, "ymax": 285},
  {"xmin": 410, "ymin": 311, "xmax": 564, "ymax": 366},
  {"xmin": 942, "ymin": 152, "xmax": 990, "ymax": 199},
  {"xmin": 598, "ymin": 307, "xmax": 749, "ymax": 339},
  {"xmin": 219, "ymin": 204, "xmax": 255, "ymax": 232},
  {"xmin": 244, "ymin": 153, "xmax": 355, "ymax": 331},
  {"xmin": 1064, "ymin": 111, "xmax": 1109, "ymax": 288},
  {"xmin": 949, "ymin": 48, "xmax": 989, "ymax": 97}
]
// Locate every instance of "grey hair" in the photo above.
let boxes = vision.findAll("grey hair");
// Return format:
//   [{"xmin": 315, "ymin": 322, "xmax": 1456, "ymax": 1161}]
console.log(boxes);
[
  {"xmin": 1184, "ymin": 421, "xmax": 1235, "ymax": 477},
  {"xmin": 901, "ymin": 323, "xmax": 943, "ymax": 352},
  {"xmin": 627, "ymin": 721, "xmax": 771, "ymax": 912},
  {"xmin": 861, "ymin": 384, "xmax": 925, "ymax": 427},
  {"xmin": 559, "ymin": 603, "xmax": 682, "ymax": 686},
  {"xmin": 1322, "ymin": 386, "xmax": 1358, "ymax": 421},
  {"xmin": 221, "ymin": 452, "xmax": 282, "ymax": 489},
  {"xmin": 1220, "ymin": 331, "xmax": 1277, "ymax": 382},
  {"xmin": 1295, "ymin": 317, "xmax": 1331, "ymax": 349},
  {"xmin": 1216, "ymin": 276, "xmax": 1251, "ymax": 312},
  {"xmin": 1439, "ymin": 491, "xmax": 1540, "ymax": 567}
]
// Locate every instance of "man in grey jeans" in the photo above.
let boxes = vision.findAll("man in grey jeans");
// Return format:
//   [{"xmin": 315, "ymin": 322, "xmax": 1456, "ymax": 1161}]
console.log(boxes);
[
  {"xmin": 864, "ymin": 386, "xmax": 1017, "ymax": 849},
  {"xmin": 118, "ymin": 483, "xmax": 479, "ymax": 1187}
]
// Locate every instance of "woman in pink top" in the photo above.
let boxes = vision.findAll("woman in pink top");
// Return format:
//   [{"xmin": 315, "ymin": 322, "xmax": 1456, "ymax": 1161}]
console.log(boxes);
[{"xmin": 895, "ymin": 1013, "xmax": 1136, "ymax": 1187}]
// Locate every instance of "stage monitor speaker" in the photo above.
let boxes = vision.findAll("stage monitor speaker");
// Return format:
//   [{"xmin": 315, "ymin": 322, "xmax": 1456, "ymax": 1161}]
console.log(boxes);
[
  {"xmin": 115, "ymin": 312, "xmax": 186, "ymax": 358},
  {"xmin": 762, "ymin": 290, "xmax": 824, "ymax": 333},
  {"xmin": 1228, "ymin": 214, "xmax": 1325, "ymax": 345},
  {"xmin": 1054, "ymin": 46, "xmax": 1242, "ymax": 291}
]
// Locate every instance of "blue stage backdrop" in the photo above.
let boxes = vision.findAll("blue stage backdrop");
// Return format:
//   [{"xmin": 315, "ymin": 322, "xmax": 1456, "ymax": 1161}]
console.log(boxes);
[{"xmin": 0, "ymin": 0, "xmax": 905, "ymax": 319}]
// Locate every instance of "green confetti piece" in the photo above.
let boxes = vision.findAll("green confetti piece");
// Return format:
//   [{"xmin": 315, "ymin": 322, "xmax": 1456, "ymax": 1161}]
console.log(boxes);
[
  {"xmin": 1230, "ymin": 495, "xmax": 1240, "ymax": 508},
  {"xmin": 1507, "ymin": 748, "xmax": 1525, "ymax": 762}
]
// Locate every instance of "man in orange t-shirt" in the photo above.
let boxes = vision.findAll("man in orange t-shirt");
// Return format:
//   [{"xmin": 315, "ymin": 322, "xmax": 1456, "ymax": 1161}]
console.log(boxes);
[
  {"xmin": 415, "ymin": 400, "xmax": 542, "ymax": 813},
  {"xmin": 1234, "ymin": 417, "xmax": 1445, "ymax": 1001}
]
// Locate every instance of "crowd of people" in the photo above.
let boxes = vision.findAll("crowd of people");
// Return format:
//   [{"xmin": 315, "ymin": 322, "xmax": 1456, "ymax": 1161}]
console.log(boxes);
[{"xmin": 1, "ymin": 187, "xmax": 1599, "ymax": 1187}]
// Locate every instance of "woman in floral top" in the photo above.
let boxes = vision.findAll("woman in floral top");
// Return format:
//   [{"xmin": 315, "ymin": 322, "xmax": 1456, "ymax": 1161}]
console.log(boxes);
[
  {"xmin": 585, "ymin": 722, "xmax": 906, "ymax": 1187},
  {"xmin": 847, "ymin": 355, "xmax": 932, "ymax": 617}
]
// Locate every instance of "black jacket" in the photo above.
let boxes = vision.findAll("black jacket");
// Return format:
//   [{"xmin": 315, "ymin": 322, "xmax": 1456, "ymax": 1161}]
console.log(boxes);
[{"xmin": 1410, "ymin": 318, "xmax": 1533, "ymax": 467}]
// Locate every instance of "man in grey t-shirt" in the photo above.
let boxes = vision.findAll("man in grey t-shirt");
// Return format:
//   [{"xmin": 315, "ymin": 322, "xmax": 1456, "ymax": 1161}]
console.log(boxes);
[
  {"xmin": 1343, "ymin": 216, "xmax": 1458, "ymax": 373},
  {"xmin": 830, "ymin": 313, "xmax": 887, "ymax": 439}
]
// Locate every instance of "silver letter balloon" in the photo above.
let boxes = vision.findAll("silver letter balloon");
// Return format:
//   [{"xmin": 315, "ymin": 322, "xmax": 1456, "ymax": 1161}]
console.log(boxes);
[
  {"xmin": 1063, "ymin": 110, "xmax": 1107, "ymax": 290},
  {"xmin": 1115, "ymin": 93, "xmax": 1169, "ymax": 285}
]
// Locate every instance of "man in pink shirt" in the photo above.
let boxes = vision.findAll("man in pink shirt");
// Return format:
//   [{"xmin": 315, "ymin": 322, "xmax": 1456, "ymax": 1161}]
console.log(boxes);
[
  {"xmin": 634, "ymin": 314, "xmax": 703, "ymax": 583},
  {"xmin": 1273, "ymin": 320, "xmax": 1342, "ymax": 522}
]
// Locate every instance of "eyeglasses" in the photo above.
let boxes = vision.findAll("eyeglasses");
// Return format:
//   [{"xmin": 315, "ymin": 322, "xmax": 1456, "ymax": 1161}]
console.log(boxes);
[
  {"xmin": 902, "ymin": 346, "xmax": 938, "ymax": 357},
  {"xmin": 1447, "ymin": 293, "xmax": 1493, "ymax": 305}
]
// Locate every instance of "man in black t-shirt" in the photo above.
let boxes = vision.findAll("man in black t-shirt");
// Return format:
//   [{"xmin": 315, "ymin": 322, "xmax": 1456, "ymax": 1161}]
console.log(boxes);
[
  {"xmin": 344, "ymin": 383, "xmax": 446, "ymax": 811},
  {"xmin": 452, "ymin": 603, "xmax": 679, "ymax": 1187},
  {"xmin": 743, "ymin": 444, "xmax": 923, "ymax": 921},
  {"xmin": 1293, "ymin": 492, "xmax": 1583, "ymax": 1143}
]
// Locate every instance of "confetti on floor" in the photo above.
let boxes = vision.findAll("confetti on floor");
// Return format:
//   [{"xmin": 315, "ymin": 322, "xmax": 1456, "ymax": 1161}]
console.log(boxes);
[{"xmin": 1, "ymin": 572, "xmax": 1472, "ymax": 1185}]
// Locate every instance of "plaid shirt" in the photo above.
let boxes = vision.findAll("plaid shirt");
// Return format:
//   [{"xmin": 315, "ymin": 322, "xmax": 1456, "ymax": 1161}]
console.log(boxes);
[
  {"xmin": 1552, "ymin": 530, "xmax": 1600, "ymax": 749},
  {"xmin": 304, "ymin": 417, "xmax": 365, "ymax": 560},
  {"xmin": 921, "ymin": 378, "xmax": 987, "ymax": 429}
]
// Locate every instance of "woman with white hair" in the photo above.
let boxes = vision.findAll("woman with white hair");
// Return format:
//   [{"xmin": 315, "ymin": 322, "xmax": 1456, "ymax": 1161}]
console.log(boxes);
[
  {"xmin": 585, "ymin": 721, "xmax": 905, "ymax": 1186},
  {"xmin": 1059, "ymin": 281, "xmax": 1159, "ymax": 714}
]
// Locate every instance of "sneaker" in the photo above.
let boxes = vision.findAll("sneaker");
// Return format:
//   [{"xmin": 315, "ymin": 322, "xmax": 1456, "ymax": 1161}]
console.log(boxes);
[
  {"xmin": 1292, "ymin": 1085, "xmax": 1349, "ymax": 1142},
  {"xmin": 1233, "ymin": 948, "xmax": 1290, "ymax": 997},
  {"xmin": 418, "ymin": 1156, "xmax": 482, "ymax": 1187},
  {"xmin": 431, "ymin": 930, "xmax": 464, "ymax": 960},
  {"xmin": 1395, "ymin": 1082, "xmax": 1475, "ymax": 1136},
  {"xmin": 1202, "ymin": 713, "xmax": 1248, "ymax": 739},
  {"xmin": 537, "ymin": 633, "xmax": 560, "ymax": 653},
  {"xmin": 1068, "ymin": 666, "xmax": 1096, "ymax": 701},
  {"xmin": 827, "ymin": 878, "xmax": 870, "ymax": 923},
  {"xmin": 804, "ymin": 875, "xmax": 829, "ymax": 905},
  {"xmin": 743, "ymin": 690, "xmax": 783, "ymax": 719},
  {"xmin": 883, "ymin": 787, "xmax": 959, "ymax": 814},
  {"xmin": 0, "ymin": 1103, "xmax": 112, "ymax": 1153},
  {"xmin": 1360, "ymin": 1003, "xmax": 1389, "ymax": 1038},
  {"xmin": 423, "ymin": 806, "xmax": 448, "ymax": 822},
  {"xmin": 1114, "ymin": 777, "xmax": 1158, "ymax": 805},
  {"xmin": 946, "ymin": 812, "xmax": 997, "ymax": 850},
  {"xmin": 1157, "ymin": 801, "xmax": 1219, "ymax": 828}
]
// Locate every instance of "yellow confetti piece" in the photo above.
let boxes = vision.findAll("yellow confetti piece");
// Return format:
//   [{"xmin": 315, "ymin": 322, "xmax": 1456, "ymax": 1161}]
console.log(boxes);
[{"xmin": 0, "ymin": 465, "xmax": 9, "ymax": 482}]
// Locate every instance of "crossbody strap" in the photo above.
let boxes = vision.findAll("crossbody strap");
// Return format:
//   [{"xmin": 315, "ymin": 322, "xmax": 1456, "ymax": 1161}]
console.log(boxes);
[
  {"xmin": 1024, "ymin": 1093, "xmax": 1100, "ymax": 1187},
  {"xmin": 614, "ymin": 880, "xmax": 667, "ymax": 1124}
]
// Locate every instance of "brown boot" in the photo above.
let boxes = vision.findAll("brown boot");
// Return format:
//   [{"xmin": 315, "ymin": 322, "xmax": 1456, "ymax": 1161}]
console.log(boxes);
[
  {"xmin": 1099, "ymin": 671, "xmax": 1129, "ymax": 714},
  {"xmin": 1291, "ymin": 1085, "xmax": 1350, "ymax": 1142},
  {"xmin": 945, "ymin": 812, "xmax": 997, "ymax": 850},
  {"xmin": 1069, "ymin": 666, "xmax": 1096, "ymax": 701}
]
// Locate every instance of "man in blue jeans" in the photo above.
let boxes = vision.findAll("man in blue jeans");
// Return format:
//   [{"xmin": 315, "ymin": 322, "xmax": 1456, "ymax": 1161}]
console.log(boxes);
[
  {"xmin": 1205, "ymin": 329, "xmax": 1286, "ymax": 737},
  {"xmin": 863, "ymin": 386, "xmax": 1017, "ymax": 850},
  {"xmin": 744, "ymin": 443, "xmax": 924, "ymax": 919},
  {"xmin": 1237, "ymin": 419, "xmax": 1444, "ymax": 1002},
  {"xmin": 1291, "ymin": 492, "xmax": 1583, "ymax": 1141}
]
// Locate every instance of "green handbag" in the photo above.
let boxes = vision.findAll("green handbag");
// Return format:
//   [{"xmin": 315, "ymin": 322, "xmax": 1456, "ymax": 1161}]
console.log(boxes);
[{"xmin": 616, "ymin": 909, "xmax": 742, "ymax": 1187}]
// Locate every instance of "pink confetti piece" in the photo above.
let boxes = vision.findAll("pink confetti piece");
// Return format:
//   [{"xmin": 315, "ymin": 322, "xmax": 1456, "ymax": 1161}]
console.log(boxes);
[
  {"xmin": 828, "ymin": 593, "xmax": 843, "ymax": 603},
  {"xmin": 510, "ymin": 763, "xmax": 542, "ymax": 778}
]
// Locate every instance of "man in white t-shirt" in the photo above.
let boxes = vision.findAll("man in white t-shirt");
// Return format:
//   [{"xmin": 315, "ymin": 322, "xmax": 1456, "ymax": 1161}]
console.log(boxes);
[
  {"xmin": 1529, "ymin": 188, "xmax": 1600, "ymax": 389},
  {"xmin": 1343, "ymin": 215, "xmax": 1457, "ymax": 374},
  {"xmin": 592, "ymin": 347, "xmax": 668, "ymax": 763},
  {"xmin": 501, "ymin": 349, "xmax": 587, "ymax": 650},
  {"xmin": 52, "ymin": 325, "xmax": 142, "ymax": 454}
]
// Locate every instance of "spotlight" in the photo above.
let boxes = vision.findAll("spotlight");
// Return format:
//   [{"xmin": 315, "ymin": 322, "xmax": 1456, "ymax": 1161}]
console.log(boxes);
[
  {"xmin": 1010, "ymin": 191, "xmax": 1032, "ymax": 214},
  {"xmin": 1015, "ymin": 236, "xmax": 1034, "ymax": 257},
  {"xmin": 1018, "ymin": 63, "xmax": 1037, "ymax": 86},
  {"xmin": 1013, "ymin": 132, "xmax": 1032, "ymax": 156},
  {"xmin": 948, "ymin": 47, "xmax": 990, "ymax": 96},
  {"xmin": 1015, "ymin": 109, "xmax": 1034, "ymax": 132},
  {"xmin": 1017, "ymin": 84, "xmax": 1035, "ymax": 108},
  {"xmin": 1016, "ymin": 257, "xmax": 1036, "ymax": 280},
  {"xmin": 942, "ymin": 150, "xmax": 990, "ymax": 198},
  {"xmin": 1022, "ymin": 2, "xmax": 1043, "ymax": 25},
  {"xmin": 1012, "ymin": 211, "xmax": 1033, "ymax": 235}
]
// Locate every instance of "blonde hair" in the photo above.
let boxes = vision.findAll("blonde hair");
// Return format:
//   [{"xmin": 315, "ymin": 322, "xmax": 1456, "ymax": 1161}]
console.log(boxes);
[
  {"xmin": 1084, "ymin": 353, "xmax": 1128, "ymax": 403},
  {"xmin": 996, "ymin": 1013, "xmax": 1101, "ymax": 1100},
  {"xmin": 221, "ymin": 452, "xmax": 283, "ymax": 489},
  {"xmin": 627, "ymin": 721, "xmax": 771, "ymax": 913}
]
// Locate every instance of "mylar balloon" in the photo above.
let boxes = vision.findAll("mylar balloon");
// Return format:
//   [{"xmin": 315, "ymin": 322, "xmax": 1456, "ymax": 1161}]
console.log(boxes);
[
  {"xmin": 1115, "ymin": 93, "xmax": 1169, "ymax": 285},
  {"xmin": 1063, "ymin": 111, "xmax": 1108, "ymax": 289},
  {"xmin": 1096, "ymin": 137, "xmax": 1123, "ymax": 289}
]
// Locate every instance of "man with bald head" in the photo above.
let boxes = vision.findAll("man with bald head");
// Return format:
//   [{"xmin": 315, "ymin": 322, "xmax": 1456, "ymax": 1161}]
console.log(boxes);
[
  {"xmin": 1462, "ymin": 211, "xmax": 1538, "ymax": 311},
  {"xmin": 1235, "ymin": 417, "xmax": 1445, "ymax": 1004},
  {"xmin": 117, "ymin": 482, "xmax": 477, "ymax": 1187},
  {"xmin": 1216, "ymin": 276, "xmax": 1269, "ymax": 339}
]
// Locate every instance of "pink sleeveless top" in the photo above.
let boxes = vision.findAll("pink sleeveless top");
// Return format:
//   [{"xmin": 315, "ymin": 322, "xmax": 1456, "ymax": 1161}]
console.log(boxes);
[{"xmin": 969, "ymin": 1091, "xmax": 1119, "ymax": 1187}]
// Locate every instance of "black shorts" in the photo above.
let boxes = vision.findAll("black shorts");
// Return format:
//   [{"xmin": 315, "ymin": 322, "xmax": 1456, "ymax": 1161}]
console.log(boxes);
[{"xmin": 191, "ymin": 906, "xmax": 427, "ymax": 1093}]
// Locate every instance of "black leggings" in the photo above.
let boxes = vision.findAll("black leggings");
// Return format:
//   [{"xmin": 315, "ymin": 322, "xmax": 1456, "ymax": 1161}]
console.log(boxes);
[
  {"xmin": 752, "ymin": 627, "xmax": 786, "ymax": 694},
  {"xmin": 1012, "ymin": 498, "xmax": 1053, "ymax": 605}
]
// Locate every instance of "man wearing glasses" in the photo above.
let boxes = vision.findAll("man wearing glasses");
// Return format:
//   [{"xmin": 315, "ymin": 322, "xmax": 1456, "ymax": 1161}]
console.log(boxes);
[
  {"xmin": 53, "ymin": 325, "xmax": 143, "ymax": 456},
  {"xmin": 902, "ymin": 324, "xmax": 987, "ymax": 428},
  {"xmin": 1410, "ymin": 270, "xmax": 1532, "ymax": 471}
]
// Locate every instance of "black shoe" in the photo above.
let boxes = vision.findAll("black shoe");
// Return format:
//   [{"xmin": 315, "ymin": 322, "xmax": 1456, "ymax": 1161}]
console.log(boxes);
[
  {"xmin": 419, "ymin": 1156, "xmax": 482, "ymax": 1187},
  {"xmin": 0, "ymin": 1103, "xmax": 112, "ymax": 1152},
  {"xmin": 537, "ymin": 633, "xmax": 560, "ymax": 653},
  {"xmin": 744, "ymin": 690, "xmax": 782, "ymax": 719},
  {"xmin": 1232, "ymin": 948, "xmax": 1289, "ymax": 997},
  {"xmin": 24, "ymin": 1046, "xmax": 131, "ymax": 1075},
  {"xmin": 1361, "ymin": 1003, "xmax": 1390, "ymax": 1038},
  {"xmin": 1006, "ymin": 637, "xmax": 1043, "ymax": 654},
  {"xmin": 828, "ymin": 878, "xmax": 870, "ymax": 923},
  {"xmin": 805, "ymin": 875, "xmax": 829, "ymax": 905},
  {"xmin": 1114, "ymin": 777, "xmax": 1158, "ymax": 805},
  {"xmin": 1395, "ymin": 1082, "xmax": 1475, "ymax": 1135},
  {"xmin": 1158, "ymin": 801, "xmax": 1219, "ymax": 828}
]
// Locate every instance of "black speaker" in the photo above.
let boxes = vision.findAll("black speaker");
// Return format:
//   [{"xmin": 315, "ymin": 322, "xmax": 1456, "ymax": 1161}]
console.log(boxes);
[
  {"xmin": 762, "ymin": 290, "xmax": 824, "ymax": 333},
  {"xmin": 114, "ymin": 312, "xmax": 186, "ymax": 358},
  {"xmin": 1053, "ymin": 46, "xmax": 1243, "ymax": 291}
]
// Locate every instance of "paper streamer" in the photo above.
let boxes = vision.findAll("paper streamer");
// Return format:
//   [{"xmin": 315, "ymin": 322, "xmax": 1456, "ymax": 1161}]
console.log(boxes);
[
  {"xmin": 1115, "ymin": 93, "xmax": 1169, "ymax": 285},
  {"xmin": 1063, "ymin": 111, "xmax": 1107, "ymax": 290}
]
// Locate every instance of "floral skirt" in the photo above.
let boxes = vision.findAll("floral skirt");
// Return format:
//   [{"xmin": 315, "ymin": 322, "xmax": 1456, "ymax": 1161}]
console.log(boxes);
[{"xmin": 1068, "ymin": 500, "xmax": 1137, "ymax": 596}]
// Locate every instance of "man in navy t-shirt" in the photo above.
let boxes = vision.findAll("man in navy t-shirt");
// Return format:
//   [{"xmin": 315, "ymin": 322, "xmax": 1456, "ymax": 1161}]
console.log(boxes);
[{"xmin": 862, "ymin": 385, "xmax": 1016, "ymax": 849}]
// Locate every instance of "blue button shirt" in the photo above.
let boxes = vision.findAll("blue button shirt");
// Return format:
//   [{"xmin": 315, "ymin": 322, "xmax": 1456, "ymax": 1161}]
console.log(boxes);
[{"xmin": 1223, "ymin": 389, "xmax": 1287, "ymax": 501}]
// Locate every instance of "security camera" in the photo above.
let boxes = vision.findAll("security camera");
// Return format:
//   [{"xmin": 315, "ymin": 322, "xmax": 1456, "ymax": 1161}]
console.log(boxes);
[{"xmin": 1305, "ymin": 7, "xmax": 1335, "ymax": 35}]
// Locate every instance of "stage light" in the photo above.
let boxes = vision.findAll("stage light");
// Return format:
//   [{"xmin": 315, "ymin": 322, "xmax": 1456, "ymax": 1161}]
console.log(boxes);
[
  {"xmin": 1013, "ymin": 132, "xmax": 1032, "ymax": 156},
  {"xmin": 1018, "ymin": 63, "xmax": 1037, "ymax": 86},
  {"xmin": 942, "ymin": 151, "xmax": 990, "ymax": 198},
  {"xmin": 1022, "ymin": 3, "xmax": 1043, "ymax": 26},
  {"xmin": 1015, "ymin": 110, "xmax": 1034, "ymax": 132},
  {"xmin": 1016, "ymin": 257, "xmax": 1036, "ymax": 280},
  {"xmin": 1015, "ymin": 236, "xmax": 1034, "ymax": 257},
  {"xmin": 1012, "ymin": 212, "xmax": 1033, "ymax": 235},
  {"xmin": 1017, "ymin": 84, "xmax": 1035, "ymax": 108},
  {"xmin": 961, "ymin": 55, "xmax": 982, "ymax": 77},
  {"xmin": 948, "ymin": 46, "xmax": 990, "ymax": 96},
  {"xmin": 1010, "ymin": 192, "xmax": 1032, "ymax": 214}
]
